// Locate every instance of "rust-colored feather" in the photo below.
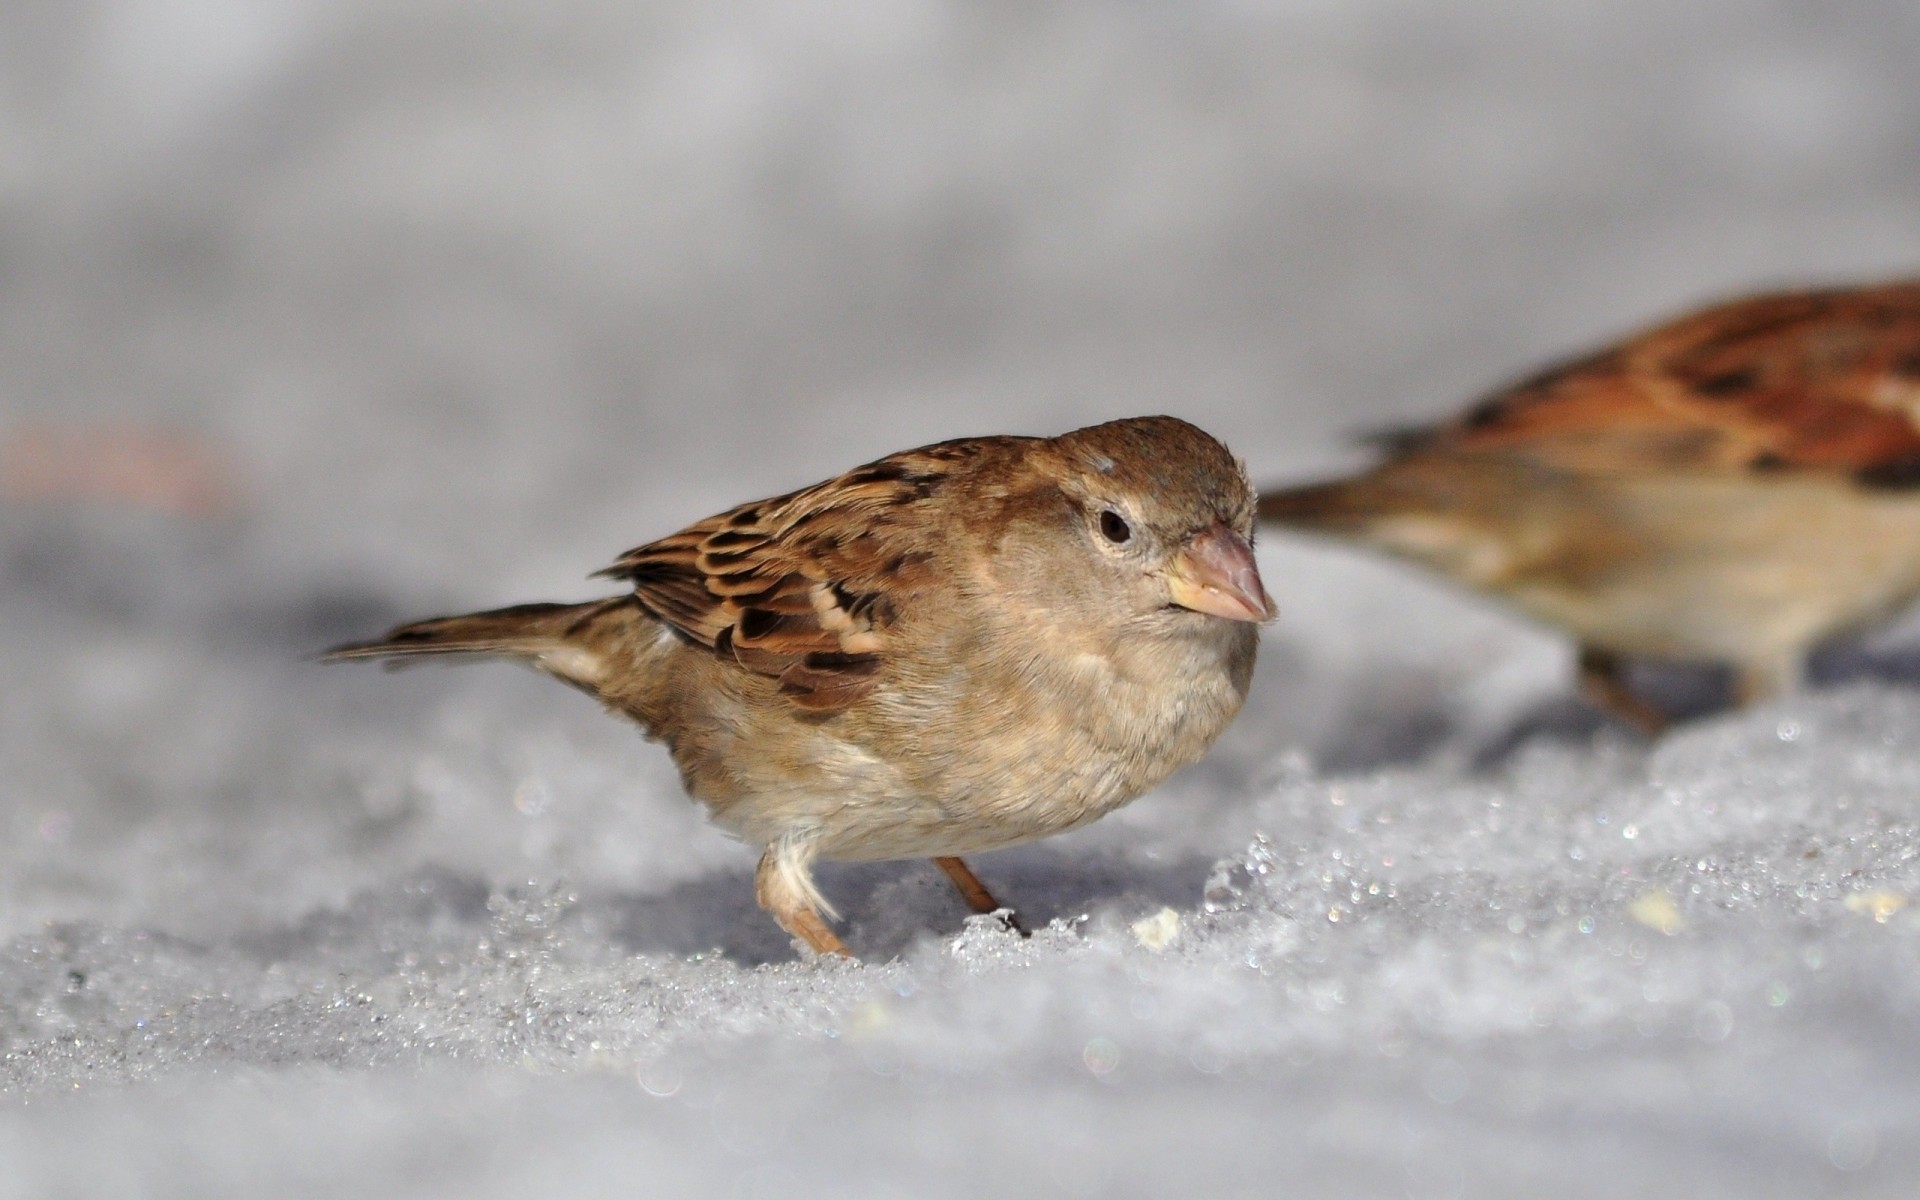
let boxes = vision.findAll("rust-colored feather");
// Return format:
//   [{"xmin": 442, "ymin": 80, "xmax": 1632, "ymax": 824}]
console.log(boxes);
[
  {"xmin": 1402, "ymin": 281, "xmax": 1920, "ymax": 482},
  {"xmin": 595, "ymin": 440, "xmax": 992, "ymax": 710}
]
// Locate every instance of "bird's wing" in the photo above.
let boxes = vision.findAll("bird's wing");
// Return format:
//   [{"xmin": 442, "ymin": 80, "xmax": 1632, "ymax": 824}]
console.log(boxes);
[
  {"xmin": 1404, "ymin": 282, "xmax": 1920, "ymax": 483},
  {"xmin": 597, "ymin": 438, "xmax": 999, "ymax": 712}
]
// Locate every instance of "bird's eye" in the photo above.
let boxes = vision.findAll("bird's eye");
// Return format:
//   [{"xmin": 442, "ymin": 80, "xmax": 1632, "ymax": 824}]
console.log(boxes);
[{"xmin": 1099, "ymin": 510, "xmax": 1132, "ymax": 544}]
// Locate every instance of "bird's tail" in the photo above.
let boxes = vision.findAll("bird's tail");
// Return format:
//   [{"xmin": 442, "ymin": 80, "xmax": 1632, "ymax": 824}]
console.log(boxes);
[
  {"xmin": 321, "ymin": 597, "xmax": 644, "ymax": 692},
  {"xmin": 1256, "ymin": 476, "xmax": 1397, "ymax": 532}
]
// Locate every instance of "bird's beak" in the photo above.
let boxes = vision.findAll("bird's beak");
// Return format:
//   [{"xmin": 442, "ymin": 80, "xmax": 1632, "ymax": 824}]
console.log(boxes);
[{"xmin": 1166, "ymin": 522, "xmax": 1276, "ymax": 623}]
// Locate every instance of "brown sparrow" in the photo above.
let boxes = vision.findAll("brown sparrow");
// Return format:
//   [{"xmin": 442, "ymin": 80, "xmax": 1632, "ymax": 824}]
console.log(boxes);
[
  {"xmin": 1259, "ymin": 281, "xmax": 1920, "ymax": 733},
  {"xmin": 328, "ymin": 416, "xmax": 1273, "ymax": 956}
]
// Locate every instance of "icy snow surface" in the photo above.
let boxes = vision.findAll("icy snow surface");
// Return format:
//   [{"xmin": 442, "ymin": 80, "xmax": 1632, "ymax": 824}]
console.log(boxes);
[{"xmin": 5, "ymin": 2, "xmax": 1920, "ymax": 1196}]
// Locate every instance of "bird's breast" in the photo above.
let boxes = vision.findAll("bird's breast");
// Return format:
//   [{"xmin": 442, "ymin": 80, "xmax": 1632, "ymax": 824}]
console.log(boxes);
[
  {"xmin": 843, "ymin": 619, "xmax": 1256, "ymax": 856},
  {"xmin": 648, "ymin": 611, "xmax": 1257, "ymax": 863}
]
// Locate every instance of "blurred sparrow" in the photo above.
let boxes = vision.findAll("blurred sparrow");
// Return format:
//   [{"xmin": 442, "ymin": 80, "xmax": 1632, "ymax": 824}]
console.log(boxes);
[
  {"xmin": 1259, "ymin": 281, "xmax": 1920, "ymax": 733},
  {"xmin": 328, "ymin": 416, "xmax": 1273, "ymax": 956}
]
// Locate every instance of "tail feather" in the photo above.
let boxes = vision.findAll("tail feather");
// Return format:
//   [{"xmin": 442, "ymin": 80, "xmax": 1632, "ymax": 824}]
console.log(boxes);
[
  {"xmin": 1256, "ymin": 477, "xmax": 1389, "ymax": 531},
  {"xmin": 322, "ymin": 598, "xmax": 635, "ymax": 690}
]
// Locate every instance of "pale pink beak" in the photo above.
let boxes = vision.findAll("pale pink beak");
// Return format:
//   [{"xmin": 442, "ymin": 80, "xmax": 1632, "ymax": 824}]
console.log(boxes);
[{"xmin": 1166, "ymin": 522, "xmax": 1276, "ymax": 623}]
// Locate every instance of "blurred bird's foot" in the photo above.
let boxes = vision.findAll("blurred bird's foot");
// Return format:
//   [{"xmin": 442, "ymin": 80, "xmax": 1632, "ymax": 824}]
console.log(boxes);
[
  {"xmin": 1733, "ymin": 654, "xmax": 1803, "ymax": 708},
  {"xmin": 1577, "ymin": 646, "xmax": 1671, "ymax": 737}
]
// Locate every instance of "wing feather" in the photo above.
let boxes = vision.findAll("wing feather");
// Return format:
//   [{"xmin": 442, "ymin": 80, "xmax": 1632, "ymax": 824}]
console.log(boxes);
[
  {"xmin": 596, "ymin": 438, "xmax": 1005, "ymax": 711},
  {"xmin": 1414, "ymin": 282, "xmax": 1920, "ymax": 482}
]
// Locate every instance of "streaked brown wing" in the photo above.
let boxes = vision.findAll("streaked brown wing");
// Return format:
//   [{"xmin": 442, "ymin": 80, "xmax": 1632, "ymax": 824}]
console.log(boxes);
[
  {"xmin": 596, "ymin": 438, "xmax": 995, "ymax": 711},
  {"xmin": 1417, "ymin": 282, "xmax": 1920, "ymax": 483}
]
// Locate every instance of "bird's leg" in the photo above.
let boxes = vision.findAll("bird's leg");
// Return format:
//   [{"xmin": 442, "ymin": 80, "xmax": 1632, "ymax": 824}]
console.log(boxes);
[
  {"xmin": 932, "ymin": 856, "xmax": 1030, "ymax": 937},
  {"xmin": 755, "ymin": 841, "xmax": 850, "ymax": 957},
  {"xmin": 1576, "ymin": 646, "xmax": 1670, "ymax": 737},
  {"xmin": 1732, "ymin": 653, "xmax": 1803, "ymax": 708}
]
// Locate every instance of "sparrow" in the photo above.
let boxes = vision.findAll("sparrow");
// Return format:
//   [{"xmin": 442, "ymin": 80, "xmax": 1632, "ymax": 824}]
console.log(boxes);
[
  {"xmin": 1259, "ymin": 280, "xmax": 1920, "ymax": 733},
  {"xmin": 327, "ymin": 416, "xmax": 1274, "ymax": 956}
]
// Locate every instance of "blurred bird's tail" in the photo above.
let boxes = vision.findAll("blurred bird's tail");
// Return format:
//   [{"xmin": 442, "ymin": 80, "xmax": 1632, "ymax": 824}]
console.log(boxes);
[
  {"xmin": 321, "ymin": 597, "xmax": 644, "ymax": 693},
  {"xmin": 1256, "ymin": 477, "xmax": 1392, "ymax": 531}
]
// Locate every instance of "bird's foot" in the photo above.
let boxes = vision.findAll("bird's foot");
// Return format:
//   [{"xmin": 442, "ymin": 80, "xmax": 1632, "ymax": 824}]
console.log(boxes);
[{"xmin": 934, "ymin": 856, "xmax": 1030, "ymax": 938}]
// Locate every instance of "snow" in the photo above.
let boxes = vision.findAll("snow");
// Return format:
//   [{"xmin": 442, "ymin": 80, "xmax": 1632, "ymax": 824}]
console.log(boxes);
[{"xmin": 4, "ymin": 1, "xmax": 1920, "ymax": 1195}]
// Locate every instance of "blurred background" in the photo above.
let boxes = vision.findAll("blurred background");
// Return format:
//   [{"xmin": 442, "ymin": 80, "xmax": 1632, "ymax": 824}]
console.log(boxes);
[{"xmin": 4, "ymin": 0, "xmax": 1920, "ymax": 956}]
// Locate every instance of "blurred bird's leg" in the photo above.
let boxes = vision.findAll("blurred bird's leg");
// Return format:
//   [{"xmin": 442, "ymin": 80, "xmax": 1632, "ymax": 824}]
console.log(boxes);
[
  {"xmin": 1733, "ymin": 653, "xmax": 1803, "ymax": 709},
  {"xmin": 1576, "ymin": 646, "xmax": 1670, "ymax": 737},
  {"xmin": 933, "ymin": 856, "xmax": 1030, "ymax": 937},
  {"xmin": 755, "ymin": 839, "xmax": 850, "ymax": 957}
]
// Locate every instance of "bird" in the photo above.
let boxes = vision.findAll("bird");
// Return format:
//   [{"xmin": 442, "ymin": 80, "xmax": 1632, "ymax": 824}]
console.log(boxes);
[
  {"xmin": 326, "ymin": 415, "xmax": 1274, "ymax": 956},
  {"xmin": 1258, "ymin": 280, "xmax": 1920, "ymax": 734}
]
